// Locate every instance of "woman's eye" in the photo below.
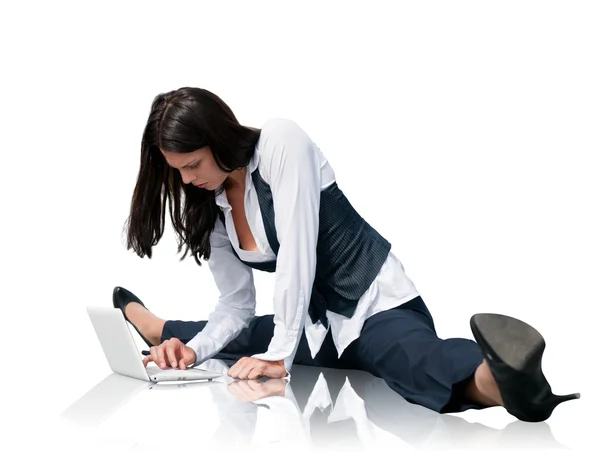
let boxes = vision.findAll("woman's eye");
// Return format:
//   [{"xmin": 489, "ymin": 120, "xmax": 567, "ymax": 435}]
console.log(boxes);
[{"xmin": 190, "ymin": 163, "xmax": 199, "ymax": 169}]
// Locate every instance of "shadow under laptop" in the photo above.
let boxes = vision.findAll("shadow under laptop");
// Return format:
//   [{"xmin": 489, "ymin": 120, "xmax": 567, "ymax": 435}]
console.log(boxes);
[{"xmin": 59, "ymin": 359, "xmax": 570, "ymax": 451}]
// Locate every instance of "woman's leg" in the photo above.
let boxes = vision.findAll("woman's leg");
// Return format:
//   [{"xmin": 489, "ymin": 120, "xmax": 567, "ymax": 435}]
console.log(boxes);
[
  {"xmin": 122, "ymin": 302, "xmax": 164, "ymax": 346},
  {"xmin": 160, "ymin": 315, "xmax": 274, "ymax": 360},
  {"xmin": 338, "ymin": 295, "xmax": 497, "ymax": 414},
  {"xmin": 124, "ymin": 297, "xmax": 498, "ymax": 412}
]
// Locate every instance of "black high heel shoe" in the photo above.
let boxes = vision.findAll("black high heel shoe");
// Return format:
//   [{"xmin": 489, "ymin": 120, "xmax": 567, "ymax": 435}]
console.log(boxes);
[
  {"xmin": 470, "ymin": 313, "xmax": 580, "ymax": 423},
  {"xmin": 112, "ymin": 286, "xmax": 154, "ymax": 348}
]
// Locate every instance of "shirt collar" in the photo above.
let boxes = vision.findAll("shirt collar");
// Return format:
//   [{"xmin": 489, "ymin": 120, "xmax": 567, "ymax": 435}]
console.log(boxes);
[{"xmin": 215, "ymin": 148, "xmax": 258, "ymax": 209}]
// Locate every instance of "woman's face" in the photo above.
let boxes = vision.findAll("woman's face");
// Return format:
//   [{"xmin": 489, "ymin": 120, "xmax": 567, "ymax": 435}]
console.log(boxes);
[{"xmin": 161, "ymin": 146, "xmax": 230, "ymax": 190}]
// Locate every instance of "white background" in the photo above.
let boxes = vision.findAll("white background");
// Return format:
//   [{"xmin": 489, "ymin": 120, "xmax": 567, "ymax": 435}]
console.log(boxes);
[{"xmin": 1, "ymin": 0, "xmax": 598, "ymax": 471}]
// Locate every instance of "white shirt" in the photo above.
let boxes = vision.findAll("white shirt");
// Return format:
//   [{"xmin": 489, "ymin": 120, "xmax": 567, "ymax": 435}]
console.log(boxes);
[{"xmin": 186, "ymin": 118, "xmax": 420, "ymax": 378}]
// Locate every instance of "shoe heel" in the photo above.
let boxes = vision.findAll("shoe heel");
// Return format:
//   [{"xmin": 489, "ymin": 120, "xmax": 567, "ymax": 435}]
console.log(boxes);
[
  {"xmin": 549, "ymin": 392, "xmax": 580, "ymax": 405},
  {"xmin": 533, "ymin": 392, "xmax": 581, "ymax": 422}
]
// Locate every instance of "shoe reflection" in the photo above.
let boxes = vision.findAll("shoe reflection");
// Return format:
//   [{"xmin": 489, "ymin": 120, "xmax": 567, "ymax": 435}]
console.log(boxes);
[{"xmin": 60, "ymin": 358, "xmax": 569, "ymax": 450}]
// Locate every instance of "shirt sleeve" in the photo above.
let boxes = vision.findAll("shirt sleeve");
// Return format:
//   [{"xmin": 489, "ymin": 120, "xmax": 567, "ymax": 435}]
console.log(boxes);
[
  {"xmin": 250, "ymin": 118, "xmax": 321, "ymax": 376},
  {"xmin": 186, "ymin": 216, "xmax": 257, "ymax": 367}
]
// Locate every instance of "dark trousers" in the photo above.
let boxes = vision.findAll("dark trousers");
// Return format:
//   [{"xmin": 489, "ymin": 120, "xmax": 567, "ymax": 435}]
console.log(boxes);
[{"xmin": 161, "ymin": 295, "xmax": 487, "ymax": 414}]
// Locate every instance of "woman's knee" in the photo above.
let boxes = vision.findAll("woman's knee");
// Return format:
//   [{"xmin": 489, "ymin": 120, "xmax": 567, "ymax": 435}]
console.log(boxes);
[{"xmin": 160, "ymin": 319, "xmax": 208, "ymax": 344}]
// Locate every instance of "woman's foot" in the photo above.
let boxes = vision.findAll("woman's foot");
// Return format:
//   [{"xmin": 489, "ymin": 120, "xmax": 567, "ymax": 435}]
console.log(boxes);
[
  {"xmin": 464, "ymin": 359, "xmax": 504, "ymax": 407},
  {"xmin": 123, "ymin": 302, "xmax": 165, "ymax": 347},
  {"xmin": 475, "ymin": 359, "xmax": 504, "ymax": 405}
]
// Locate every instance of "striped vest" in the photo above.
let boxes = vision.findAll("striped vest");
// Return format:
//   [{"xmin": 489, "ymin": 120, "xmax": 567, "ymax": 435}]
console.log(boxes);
[{"xmin": 217, "ymin": 166, "xmax": 391, "ymax": 329}]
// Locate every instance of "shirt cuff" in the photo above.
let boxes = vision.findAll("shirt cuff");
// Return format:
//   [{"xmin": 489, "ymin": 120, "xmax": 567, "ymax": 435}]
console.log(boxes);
[{"xmin": 186, "ymin": 331, "xmax": 220, "ymax": 367}]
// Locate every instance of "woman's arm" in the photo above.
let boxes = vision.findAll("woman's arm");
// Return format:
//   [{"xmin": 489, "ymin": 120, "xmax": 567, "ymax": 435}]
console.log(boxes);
[
  {"xmin": 186, "ymin": 217, "xmax": 257, "ymax": 366},
  {"xmin": 249, "ymin": 118, "xmax": 322, "ymax": 375}
]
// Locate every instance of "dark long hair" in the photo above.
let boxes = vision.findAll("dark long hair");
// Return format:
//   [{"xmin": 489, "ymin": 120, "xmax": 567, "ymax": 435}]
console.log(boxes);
[{"xmin": 122, "ymin": 87, "xmax": 261, "ymax": 266}]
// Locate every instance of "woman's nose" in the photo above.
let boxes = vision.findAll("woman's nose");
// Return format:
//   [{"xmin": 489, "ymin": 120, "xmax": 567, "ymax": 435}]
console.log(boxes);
[{"xmin": 181, "ymin": 171, "xmax": 195, "ymax": 184}]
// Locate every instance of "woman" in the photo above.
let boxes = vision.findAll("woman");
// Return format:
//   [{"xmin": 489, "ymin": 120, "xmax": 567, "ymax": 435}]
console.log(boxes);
[{"xmin": 115, "ymin": 86, "xmax": 579, "ymax": 422}]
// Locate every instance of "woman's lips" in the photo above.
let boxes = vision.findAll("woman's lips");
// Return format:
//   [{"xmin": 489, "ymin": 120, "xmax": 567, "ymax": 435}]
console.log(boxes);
[{"xmin": 196, "ymin": 182, "xmax": 208, "ymax": 188}]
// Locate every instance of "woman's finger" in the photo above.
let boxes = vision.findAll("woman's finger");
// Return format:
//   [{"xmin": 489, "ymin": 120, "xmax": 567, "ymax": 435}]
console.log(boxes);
[
  {"xmin": 142, "ymin": 354, "xmax": 153, "ymax": 367},
  {"xmin": 165, "ymin": 342, "xmax": 178, "ymax": 369},
  {"xmin": 228, "ymin": 357, "xmax": 250, "ymax": 379},
  {"xmin": 155, "ymin": 344, "xmax": 167, "ymax": 369},
  {"xmin": 150, "ymin": 346, "xmax": 160, "ymax": 368},
  {"xmin": 247, "ymin": 367, "xmax": 263, "ymax": 380},
  {"xmin": 179, "ymin": 345, "xmax": 189, "ymax": 370},
  {"xmin": 242, "ymin": 358, "xmax": 263, "ymax": 380}
]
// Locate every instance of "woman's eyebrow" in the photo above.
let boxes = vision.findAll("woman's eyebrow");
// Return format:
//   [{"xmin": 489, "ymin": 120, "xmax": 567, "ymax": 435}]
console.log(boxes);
[{"xmin": 181, "ymin": 159, "xmax": 199, "ymax": 169}]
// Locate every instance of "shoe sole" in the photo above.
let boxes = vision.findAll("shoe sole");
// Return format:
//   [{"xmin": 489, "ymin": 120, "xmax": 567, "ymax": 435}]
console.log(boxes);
[{"xmin": 470, "ymin": 313, "xmax": 545, "ymax": 372}]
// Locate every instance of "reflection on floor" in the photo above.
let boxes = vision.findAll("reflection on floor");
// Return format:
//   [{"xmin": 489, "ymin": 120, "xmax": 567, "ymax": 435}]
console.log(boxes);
[{"xmin": 60, "ymin": 358, "xmax": 570, "ymax": 451}]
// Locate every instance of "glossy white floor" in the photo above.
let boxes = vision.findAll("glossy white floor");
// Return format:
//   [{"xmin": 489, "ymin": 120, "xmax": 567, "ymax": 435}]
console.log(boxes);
[
  {"xmin": 56, "ymin": 355, "xmax": 587, "ymax": 453},
  {"xmin": 6, "ymin": 318, "xmax": 593, "ymax": 473}
]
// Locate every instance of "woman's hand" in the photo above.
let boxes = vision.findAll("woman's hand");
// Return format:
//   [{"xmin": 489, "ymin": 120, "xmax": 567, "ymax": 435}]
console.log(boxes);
[
  {"xmin": 142, "ymin": 337, "xmax": 197, "ymax": 370},
  {"xmin": 227, "ymin": 356, "xmax": 287, "ymax": 380}
]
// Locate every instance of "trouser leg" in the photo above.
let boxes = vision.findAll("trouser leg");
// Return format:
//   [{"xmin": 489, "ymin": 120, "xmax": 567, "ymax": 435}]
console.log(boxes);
[
  {"xmin": 339, "ymin": 296, "xmax": 488, "ymax": 413},
  {"xmin": 161, "ymin": 296, "xmax": 486, "ymax": 414},
  {"xmin": 160, "ymin": 316, "xmax": 272, "ymax": 359},
  {"xmin": 160, "ymin": 314, "xmax": 349, "ymax": 368}
]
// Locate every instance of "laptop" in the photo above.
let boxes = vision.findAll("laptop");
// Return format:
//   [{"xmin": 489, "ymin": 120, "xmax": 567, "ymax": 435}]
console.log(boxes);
[{"xmin": 85, "ymin": 306, "xmax": 224, "ymax": 383}]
